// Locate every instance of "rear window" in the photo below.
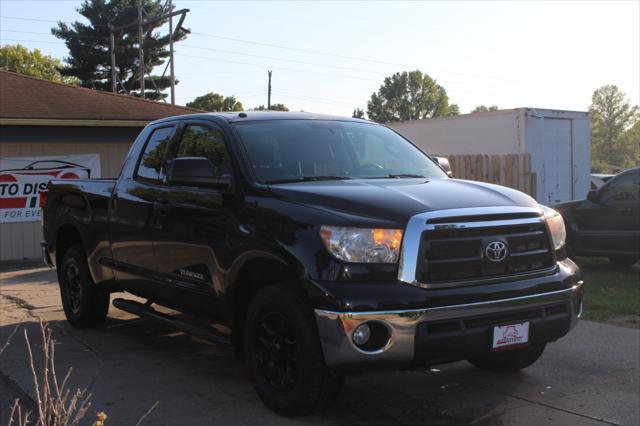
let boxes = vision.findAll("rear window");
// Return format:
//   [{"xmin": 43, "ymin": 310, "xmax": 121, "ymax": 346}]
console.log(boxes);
[{"xmin": 136, "ymin": 126, "xmax": 175, "ymax": 181}]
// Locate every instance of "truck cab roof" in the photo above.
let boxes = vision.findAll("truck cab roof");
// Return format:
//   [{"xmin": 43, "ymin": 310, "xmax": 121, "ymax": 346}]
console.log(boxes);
[{"xmin": 150, "ymin": 111, "xmax": 371, "ymax": 125}]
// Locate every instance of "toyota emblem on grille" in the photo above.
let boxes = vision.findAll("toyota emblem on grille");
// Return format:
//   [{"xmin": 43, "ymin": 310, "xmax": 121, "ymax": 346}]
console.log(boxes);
[{"xmin": 485, "ymin": 241, "xmax": 508, "ymax": 262}]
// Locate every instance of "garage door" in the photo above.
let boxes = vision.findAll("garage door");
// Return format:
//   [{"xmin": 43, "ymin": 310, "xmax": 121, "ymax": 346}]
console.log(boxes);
[{"xmin": 543, "ymin": 118, "xmax": 573, "ymax": 204}]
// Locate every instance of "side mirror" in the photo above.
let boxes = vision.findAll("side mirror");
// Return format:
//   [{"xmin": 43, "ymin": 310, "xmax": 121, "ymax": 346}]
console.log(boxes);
[
  {"xmin": 587, "ymin": 190, "xmax": 598, "ymax": 203},
  {"xmin": 167, "ymin": 157, "xmax": 233, "ymax": 191},
  {"xmin": 434, "ymin": 156, "xmax": 453, "ymax": 177}
]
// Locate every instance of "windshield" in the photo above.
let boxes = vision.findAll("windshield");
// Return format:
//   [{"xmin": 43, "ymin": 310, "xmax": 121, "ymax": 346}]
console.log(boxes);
[{"xmin": 233, "ymin": 120, "xmax": 447, "ymax": 183}]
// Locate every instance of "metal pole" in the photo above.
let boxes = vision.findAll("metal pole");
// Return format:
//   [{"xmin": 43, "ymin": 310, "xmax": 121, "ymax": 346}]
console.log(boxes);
[
  {"xmin": 267, "ymin": 70, "xmax": 272, "ymax": 110},
  {"xmin": 168, "ymin": 0, "xmax": 175, "ymax": 104},
  {"xmin": 137, "ymin": 0, "xmax": 145, "ymax": 98},
  {"xmin": 109, "ymin": 26, "xmax": 117, "ymax": 93}
]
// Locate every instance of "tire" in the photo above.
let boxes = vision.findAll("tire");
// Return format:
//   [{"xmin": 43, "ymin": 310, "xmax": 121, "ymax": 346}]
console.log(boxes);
[
  {"xmin": 244, "ymin": 283, "xmax": 343, "ymax": 417},
  {"xmin": 469, "ymin": 343, "xmax": 546, "ymax": 373},
  {"xmin": 58, "ymin": 244, "xmax": 110, "ymax": 328},
  {"xmin": 608, "ymin": 255, "xmax": 639, "ymax": 267}
]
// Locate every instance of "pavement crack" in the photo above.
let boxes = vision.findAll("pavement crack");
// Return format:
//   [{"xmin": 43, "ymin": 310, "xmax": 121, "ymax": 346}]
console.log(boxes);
[
  {"xmin": 501, "ymin": 393, "xmax": 620, "ymax": 425},
  {"xmin": 1, "ymin": 293, "xmax": 37, "ymax": 313},
  {"xmin": 1, "ymin": 291, "xmax": 105, "ymax": 395}
]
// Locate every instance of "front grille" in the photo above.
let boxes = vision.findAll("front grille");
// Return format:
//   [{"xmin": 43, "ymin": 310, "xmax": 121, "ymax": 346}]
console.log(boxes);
[{"xmin": 416, "ymin": 222, "xmax": 555, "ymax": 285}]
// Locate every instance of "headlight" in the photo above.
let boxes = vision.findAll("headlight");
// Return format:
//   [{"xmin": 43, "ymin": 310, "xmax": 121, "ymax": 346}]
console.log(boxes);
[
  {"xmin": 541, "ymin": 205, "xmax": 566, "ymax": 250},
  {"xmin": 320, "ymin": 226, "xmax": 403, "ymax": 263}
]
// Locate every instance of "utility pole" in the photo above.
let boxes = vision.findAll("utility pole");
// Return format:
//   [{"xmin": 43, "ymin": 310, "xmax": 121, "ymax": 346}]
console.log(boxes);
[
  {"xmin": 109, "ymin": 25, "xmax": 116, "ymax": 93},
  {"xmin": 267, "ymin": 70, "xmax": 272, "ymax": 110},
  {"xmin": 168, "ymin": 0, "xmax": 176, "ymax": 104},
  {"xmin": 137, "ymin": 0, "xmax": 145, "ymax": 98},
  {"xmin": 111, "ymin": 3, "xmax": 188, "ymax": 100}
]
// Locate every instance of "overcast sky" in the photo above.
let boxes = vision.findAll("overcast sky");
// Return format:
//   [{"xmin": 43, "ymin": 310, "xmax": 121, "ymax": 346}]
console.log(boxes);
[{"xmin": 1, "ymin": 0, "xmax": 639, "ymax": 116}]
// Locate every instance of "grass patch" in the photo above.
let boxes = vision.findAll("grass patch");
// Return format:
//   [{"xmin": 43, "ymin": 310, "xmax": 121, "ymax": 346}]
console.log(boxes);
[{"xmin": 575, "ymin": 256, "xmax": 640, "ymax": 327}]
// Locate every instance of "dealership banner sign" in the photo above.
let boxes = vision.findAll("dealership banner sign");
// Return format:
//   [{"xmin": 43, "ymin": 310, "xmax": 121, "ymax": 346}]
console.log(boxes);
[{"xmin": 0, "ymin": 154, "xmax": 101, "ymax": 223}]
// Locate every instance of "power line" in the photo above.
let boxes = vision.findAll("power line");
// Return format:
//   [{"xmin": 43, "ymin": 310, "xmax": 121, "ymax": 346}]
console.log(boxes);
[
  {"xmin": 178, "ymin": 43, "xmax": 586, "ymax": 96},
  {"xmin": 0, "ymin": 14, "xmax": 110, "ymax": 27},
  {"xmin": 1, "ymin": 15, "xmax": 63, "ymax": 24},
  {"xmin": 175, "ymin": 52, "xmax": 380, "ymax": 83},
  {"xmin": 4, "ymin": 31, "xmax": 525, "ymax": 89},
  {"xmin": 179, "ymin": 44, "xmax": 382, "ymax": 75},
  {"xmin": 0, "ymin": 38, "xmax": 62, "ymax": 45},
  {"xmin": 0, "ymin": 13, "xmax": 566, "ymax": 88},
  {"xmin": 0, "ymin": 36, "xmax": 591, "ymax": 100},
  {"xmin": 0, "ymin": 31, "xmax": 588, "ymax": 95},
  {"xmin": 187, "ymin": 31, "xmax": 566, "ymax": 88},
  {"xmin": 0, "ymin": 16, "xmax": 589, "ymax": 92},
  {"xmin": 275, "ymin": 94, "xmax": 355, "ymax": 108},
  {"xmin": 2, "ymin": 29, "xmax": 111, "ymax": 40},
  {"xmin": 275, "ymin": 90, "xmax": 357, "ymax": 107}
]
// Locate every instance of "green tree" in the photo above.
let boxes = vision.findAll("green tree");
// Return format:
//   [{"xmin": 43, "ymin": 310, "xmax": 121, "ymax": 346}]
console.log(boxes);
[
  {"xmin": 619, "ymin": 121, "xmax": 640, "ymax": 168},
  {"xmin": 187, "ymin": 93, "xmax": 243, "ymax": 112},
  {"xmin": 0, "ymin": 44, "xmax": 79, "ymax": 84},
  {"xmin": 472, "ymin": 105, "xmax": 499, "ymax": 113},
  {"xmin": 252, "ymin": 104, "xmax": 289, "ymax": 111},
  {"xmin": 352, "ymin": 108, "xmax": 365, "ymax": 119},
  {"xmin": 52, "ymin": 0, "xmax": 188, "ymax": 100},
  {"xmin": 447, "ymin": 104, "xmax": 461, "ymax": 116},
  {"xmin": 366, "ymin": 70, "xmax": 456, "ymax": 122},
  {"xmin": 589, "ymin": 85, "xmax": 639, "ymax": 172}
]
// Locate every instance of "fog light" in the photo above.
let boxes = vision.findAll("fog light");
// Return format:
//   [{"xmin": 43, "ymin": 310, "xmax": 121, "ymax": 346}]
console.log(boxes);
[{"xmin": 352, "ymin": 323, "xmax": 371, "ymax": 346}]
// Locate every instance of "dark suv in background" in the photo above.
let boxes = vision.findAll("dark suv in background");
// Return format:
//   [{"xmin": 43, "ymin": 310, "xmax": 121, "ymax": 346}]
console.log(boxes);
[{"xmin": 555, "ymin": 167, "xmax": 640, "ymax": 267}]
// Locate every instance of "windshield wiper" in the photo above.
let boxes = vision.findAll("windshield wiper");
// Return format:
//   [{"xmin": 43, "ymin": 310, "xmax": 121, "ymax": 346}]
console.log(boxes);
[
  {"xmin": 265, "ymin": 176, "xmax": 351, "ymax": 184},
  {"xmin": 386, "ymin": 174, "xmax": 426, "ymax": 179}
]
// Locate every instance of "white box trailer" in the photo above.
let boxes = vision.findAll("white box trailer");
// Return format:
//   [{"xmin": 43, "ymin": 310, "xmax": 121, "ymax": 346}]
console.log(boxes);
[{"xmin": 388, "ymin": 108, "xmax": 590, "ymax": 204}]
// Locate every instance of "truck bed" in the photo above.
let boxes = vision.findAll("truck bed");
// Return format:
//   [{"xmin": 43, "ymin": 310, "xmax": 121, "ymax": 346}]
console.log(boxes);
[{"xmin": 42, "ymin": 178, "xmax": 117, "ymax": 266}]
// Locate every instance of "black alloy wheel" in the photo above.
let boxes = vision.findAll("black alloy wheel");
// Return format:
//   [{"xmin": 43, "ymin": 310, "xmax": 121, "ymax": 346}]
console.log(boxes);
[
  {"xmin": 255, "ymin": 311, "xmax": 300, "ymax": 392},
  {"xmin": 62, "ymin": 262, "xmax": 83, "ymax": 314},
  {"xmin": 58, "ymin": 244, "xmax": 110, "ymax": 328},
  {"xmin": 245, "ymin": 283, "xmax": 343, "ymax": 417}
]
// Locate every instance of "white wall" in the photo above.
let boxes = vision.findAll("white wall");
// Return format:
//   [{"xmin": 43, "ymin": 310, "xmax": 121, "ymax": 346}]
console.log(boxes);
[
  {"xmin": 523, "ymin": 109, "xmax": 590, "ymax": 202},
  {"xmin": 388, "ymin": 110, "xmax": 524, "ymax": 155},
  {"xmin": 388, "ymin": 108, "xmax": 590, "ymax": 204}
]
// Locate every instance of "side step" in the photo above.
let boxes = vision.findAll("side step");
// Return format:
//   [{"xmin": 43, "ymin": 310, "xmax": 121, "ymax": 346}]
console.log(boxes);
[{"xmin": 112, "ymin": 298, "xmax": 231, "ymax": 346}]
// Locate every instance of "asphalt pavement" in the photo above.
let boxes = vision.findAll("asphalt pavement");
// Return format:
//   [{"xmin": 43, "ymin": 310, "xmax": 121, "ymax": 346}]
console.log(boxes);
[{"xmin": 1, "ymin": 263, "xmax": 638, "ymax": 425}]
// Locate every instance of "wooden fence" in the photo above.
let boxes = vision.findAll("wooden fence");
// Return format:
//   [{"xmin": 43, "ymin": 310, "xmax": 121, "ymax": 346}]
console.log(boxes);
[{"xmin": 441, "ymin": 154, "xmax": 537, "ymax": 199}]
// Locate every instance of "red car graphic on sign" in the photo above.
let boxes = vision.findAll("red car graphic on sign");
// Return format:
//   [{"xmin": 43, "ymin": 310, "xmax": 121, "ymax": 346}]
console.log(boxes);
[{"xmin": 0, "ymin": 160, "xmax": 91, "ymax": 210}]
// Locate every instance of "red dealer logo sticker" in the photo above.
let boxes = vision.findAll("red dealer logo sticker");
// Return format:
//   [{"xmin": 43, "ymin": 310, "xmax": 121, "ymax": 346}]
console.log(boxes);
[
  {"xmin": 0, "ymin": 160, "xmax": 90, "ymax": 223},
  {"xmin": 492, "ymin": 322, "xmax": 530, "ymax": 350}
]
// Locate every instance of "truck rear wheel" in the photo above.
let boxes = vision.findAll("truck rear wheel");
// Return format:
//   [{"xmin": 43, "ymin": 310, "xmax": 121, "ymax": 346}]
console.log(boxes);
[
  {"xmin": 244, "ymin": 283, "xmax": 343, "ymax": 417},
  {"xmin": 59, "ymin": 245, "xmax": 109, "ymax": 328},
  {"xmin": 468, "ymin": 343, "xmax": 546, "ymax": 373}
]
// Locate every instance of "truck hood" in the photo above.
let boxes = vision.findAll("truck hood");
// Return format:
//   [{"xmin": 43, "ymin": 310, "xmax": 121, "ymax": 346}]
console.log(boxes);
[{"xmin": 269, "ymin": 178, "xmax": 540, "ymax": 225}]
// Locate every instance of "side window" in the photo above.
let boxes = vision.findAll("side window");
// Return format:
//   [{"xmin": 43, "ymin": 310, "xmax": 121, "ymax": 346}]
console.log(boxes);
[
  {"xmin": 599, "ymin": 172, "xmax": 640, "ymax": 205},
  {"xmin": 176, "ymin": 125, "xmax": 229, "ymax": 177},
  {"xmin": 136, "ymin": 126, "xmax": 175, "ymax": 181}
]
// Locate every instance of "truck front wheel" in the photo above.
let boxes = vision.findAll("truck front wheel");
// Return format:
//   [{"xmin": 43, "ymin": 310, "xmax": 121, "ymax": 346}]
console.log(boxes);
[
  {"xmin": 468, "ymin": 343, "xmax": 546, "ymax": 373},
  {"xmin": 244, "ymin": 283, "xmax": 343, "ymax": 417},
  {"xmin": 59, "ymin": 245, "xmax": 110, "ymax": 328}
]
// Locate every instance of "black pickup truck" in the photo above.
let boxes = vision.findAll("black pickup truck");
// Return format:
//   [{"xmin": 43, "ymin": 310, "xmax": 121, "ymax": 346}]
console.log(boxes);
[{"xmin": 42, "ymin": 112, "xmax": 583, "ymax": 416}]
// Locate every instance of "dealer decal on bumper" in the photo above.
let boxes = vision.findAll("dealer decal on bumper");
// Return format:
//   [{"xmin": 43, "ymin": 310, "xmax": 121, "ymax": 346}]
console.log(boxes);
[{"xmin": 492, "ymin": 321, "xmax": 530, "ymax": 350}]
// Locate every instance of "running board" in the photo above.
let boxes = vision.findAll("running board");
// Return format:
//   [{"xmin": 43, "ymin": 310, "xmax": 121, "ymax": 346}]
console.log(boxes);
[{"xmin": 112, "ymin": 298, "xmax": 231, "ymax": 346}]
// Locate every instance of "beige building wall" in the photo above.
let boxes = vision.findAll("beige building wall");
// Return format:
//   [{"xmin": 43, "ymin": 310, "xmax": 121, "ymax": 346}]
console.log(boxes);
[{"xmin": 0, "ymin": 141, "xmax": 132, "ymax": 262}]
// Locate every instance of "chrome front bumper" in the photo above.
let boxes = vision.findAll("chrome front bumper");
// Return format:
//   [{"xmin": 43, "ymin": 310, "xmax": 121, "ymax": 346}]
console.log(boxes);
[{"xmin": 315, "ymin": 281, "xmax": 583, "ymax": 368}]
